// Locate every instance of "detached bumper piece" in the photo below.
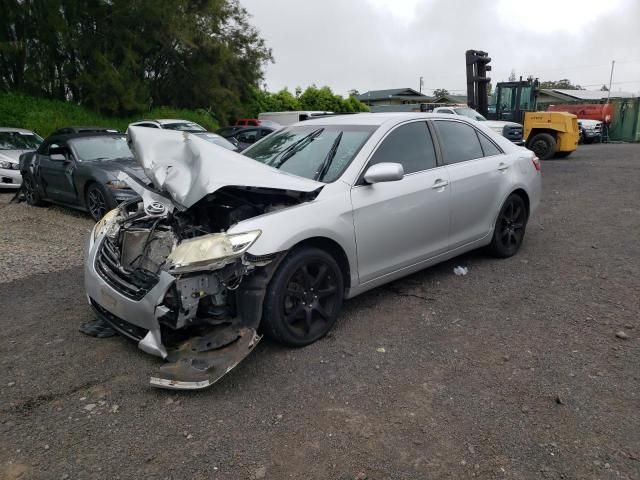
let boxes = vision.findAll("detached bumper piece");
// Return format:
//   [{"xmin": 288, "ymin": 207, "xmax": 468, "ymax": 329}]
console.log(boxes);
[{"xmin": 150, "ymin": 326, "xmax": 261, "ymax": 390}]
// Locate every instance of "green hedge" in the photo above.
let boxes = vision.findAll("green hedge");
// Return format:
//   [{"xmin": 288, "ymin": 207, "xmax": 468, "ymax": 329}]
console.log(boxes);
[{"xmin": 0, "ymin": 92, "xmax": 219, "ymax": 137}]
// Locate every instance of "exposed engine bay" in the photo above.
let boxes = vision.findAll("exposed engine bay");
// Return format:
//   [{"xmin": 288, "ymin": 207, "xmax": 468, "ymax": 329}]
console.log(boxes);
[
  {"xmin": 91, "ymin": 184, "xmax": 318, "ymax": 389},
  {"xmin": 85, "ymin": 126, "xmax": 326, "ymax": 389}
]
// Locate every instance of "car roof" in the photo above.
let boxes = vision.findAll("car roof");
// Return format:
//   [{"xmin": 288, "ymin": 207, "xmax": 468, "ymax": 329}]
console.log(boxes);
[
  {"xmin": 44, "ymin": 131, "xmax": 126, "ymax": 143},
  {"xmin": 295, "ymin": 112, "xmax": 463, "ymax": 126},
  {"xmin": 0, "ymin": 127, "xmax": 37, "ymax": 133}
]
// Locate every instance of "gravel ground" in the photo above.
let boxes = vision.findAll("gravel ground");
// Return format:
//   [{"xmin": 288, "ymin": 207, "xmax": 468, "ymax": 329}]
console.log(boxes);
[
  {"xmin": 0, "ymin": 192, "xmax": 93, "ymax": 284},
  {"xmin": 1, "ymin": 144, "xmax": 639, "ymax": 480}
]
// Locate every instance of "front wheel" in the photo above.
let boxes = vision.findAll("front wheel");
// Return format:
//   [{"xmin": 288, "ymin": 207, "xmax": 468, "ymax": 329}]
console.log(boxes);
[
  {"xmin": 86, "ymin": 183, "xmax": 116, "ymax": 221},
  {"xmin": 488, "ymin": 194, "xmax": 528, "ymax": 258},
  {"xmin": 262, "ymin": 247, "xmax": 344, "ymax": 347},
  {"xmin": 22, "ymin": 173, "xmax": 45, "ymax": 206},
  {"xmin": 528, "ymin": 133, "xmax": 556, "ymax": 160}
]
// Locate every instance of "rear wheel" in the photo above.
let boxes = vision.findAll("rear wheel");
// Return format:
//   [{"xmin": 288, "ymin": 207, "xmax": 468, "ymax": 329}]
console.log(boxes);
[
  {"xmin": 488, "ymin": 194, "xmax": 528, "ymax": 258},
  {"xmin": 262, "ymin": 247, "xmax": 344, "ymax": 347},
  {"xmin": 528, "ymin": 133, "xmax": 556, "ymax": 160},
  {"xmin": 86, "ymin": 183, "xmax": 116, "ymax": 221},
  {"xmin": 22, "ymin": 173, "xmax": 45, "ymax": 206}
]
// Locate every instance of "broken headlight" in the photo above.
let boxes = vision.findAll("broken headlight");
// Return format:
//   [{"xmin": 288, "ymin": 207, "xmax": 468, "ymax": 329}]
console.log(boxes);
[
  {"xmin": 92, "ymin": 208, "xmax": 120, "ymax": 241},
  {"xmin": 167, "ymin": 230, "xmax": 261, "ymax": 274}
]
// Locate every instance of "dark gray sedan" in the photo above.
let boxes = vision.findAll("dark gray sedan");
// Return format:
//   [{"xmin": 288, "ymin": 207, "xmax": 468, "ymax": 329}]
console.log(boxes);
[{"xmin": 20, "ymin": 132, "xmax": 145, "ymax": 220}]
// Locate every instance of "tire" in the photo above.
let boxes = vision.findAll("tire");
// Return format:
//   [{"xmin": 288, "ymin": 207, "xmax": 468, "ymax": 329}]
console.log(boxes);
[
  {"xmin": 86, "ymin": 182, "xmax": 116, "ymax": 221},
  {"xmin": 554, "ymin": 151, "xmax": 572, "ymax": 159},
  {"xmin": 528, "ymin": 133, "xmax": 556, "ymax": 160},
  {"xmin": 262, "ymin": 246, "xmax": 344, "ymax": 347},
  {"xmin": 488, "ymin": 194, "xmax": 528, "ymax": 258},
  {"xmin": 22, "ymin": 173, "xmax": 45, "ymax": 206}
]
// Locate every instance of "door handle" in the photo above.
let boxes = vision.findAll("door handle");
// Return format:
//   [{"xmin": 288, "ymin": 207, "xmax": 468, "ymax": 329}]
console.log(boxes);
[
  {"xmin": 498, "ymin": 163, "xmax": 509, "ymax": 171},
  {"xmin": 431, "ymin": 179, "xmax": 449, "ymax": 189}
]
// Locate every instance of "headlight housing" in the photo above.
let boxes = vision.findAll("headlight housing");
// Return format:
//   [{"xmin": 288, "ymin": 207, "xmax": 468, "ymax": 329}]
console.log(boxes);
[
  {"xmin": 167, "ymin": 230, "xmax": 261, "ymax": 274},
  {"xmin": 0, "ymin": 160, "xmax": 13, "ymax": 169},
  {"xmin": 92, "ymin": 208, "xmax": 120, "ymax": 240}
]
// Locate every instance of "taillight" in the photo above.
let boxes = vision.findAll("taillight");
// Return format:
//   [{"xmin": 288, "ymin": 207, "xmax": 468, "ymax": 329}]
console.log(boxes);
[{"xmin": 532, "ymin": 156, "xmax": 541, "ymax": 172}]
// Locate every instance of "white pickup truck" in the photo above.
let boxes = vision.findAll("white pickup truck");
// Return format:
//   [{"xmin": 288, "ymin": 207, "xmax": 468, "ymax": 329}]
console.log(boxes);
[{"xmin": 432, "ymin": 106, "xmax": 525, "ymax": 146}]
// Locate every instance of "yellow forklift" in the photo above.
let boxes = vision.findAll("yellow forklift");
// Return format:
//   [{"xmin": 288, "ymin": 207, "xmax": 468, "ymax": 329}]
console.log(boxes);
[{"xmin": 466, "ymin": 50, "xmax": 579, "ymax": 159}]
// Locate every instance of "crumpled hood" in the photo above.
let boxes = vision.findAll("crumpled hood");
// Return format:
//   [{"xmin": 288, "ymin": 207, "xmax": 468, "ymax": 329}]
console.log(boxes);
[{"xmin": 127, "ymin": 126, "xmax": 324, "ymax": 209}]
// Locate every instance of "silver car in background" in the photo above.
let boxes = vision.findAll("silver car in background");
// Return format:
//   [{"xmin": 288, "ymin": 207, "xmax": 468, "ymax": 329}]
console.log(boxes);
[
  {"xmin": 0, "ymin": 127, "xmax": 43, "ymax": 189},
  {"xmin": 84, "ymin": 114, "xmax": 541, "ymax": 389}
]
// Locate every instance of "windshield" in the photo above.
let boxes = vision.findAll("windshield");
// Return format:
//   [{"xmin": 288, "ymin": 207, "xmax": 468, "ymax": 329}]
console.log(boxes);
[
  {"xmin": 194, "ymin": 133, "xmax": 237, "ymax": 150},
  {"xmin": 243, "ymin": 125, "xmax": 376, "ymax": 182},
  {"xmin": 454, "ymin": 108, "xmax": 487, "ymax": 121},
  {"xmin": 0, "ymin": 131, "xmax": 43, "ymax": 150},
  {"xmin": 69, "ymin": 136, "xmax": 132, "ymax": 161},
  {"xmin": 162, "ymin": 122, "xmax": 206, "ymax": 132}
]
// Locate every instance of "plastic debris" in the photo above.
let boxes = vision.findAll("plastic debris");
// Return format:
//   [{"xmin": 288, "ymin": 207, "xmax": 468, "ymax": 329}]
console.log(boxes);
[
  {"xmin": 79, "ymin": 318, "xmax": 117, "ymax": 338},
  {"xmin": 453, "ymin": 266, "xmax": 469, "ymax": 276}
]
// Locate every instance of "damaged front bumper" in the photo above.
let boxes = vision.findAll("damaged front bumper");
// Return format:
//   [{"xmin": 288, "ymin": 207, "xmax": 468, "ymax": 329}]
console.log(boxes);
[{"xmin": 84, "ymin": 215, "xmax": 270, "ymax": 390}]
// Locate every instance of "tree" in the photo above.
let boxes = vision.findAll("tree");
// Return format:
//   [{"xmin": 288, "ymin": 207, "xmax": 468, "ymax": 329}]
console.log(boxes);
[
  {"xmin": 601, "ymin": 84, "xmax": 609, "ymax": 91},
  {"xmin": 539, "ymin": 79, "xmax": 585, "ymax": 90},
  {"xmin": 243, "ymin": 85, "xmax": 368, "ymax": 118},
  {"xmin": 0, "ymin": 0, "xmax": 272, "ymax": 119},
  {"xmin": 508, "ymin": 69, "xmax": 517, "ymax": 82},
  {"xmin": 432, "ymin": 88, "xmax": 450, "ymax": 98},
  {"xmin": 348, "ymin": 89, "xmax": 360, "ymax": 97}
]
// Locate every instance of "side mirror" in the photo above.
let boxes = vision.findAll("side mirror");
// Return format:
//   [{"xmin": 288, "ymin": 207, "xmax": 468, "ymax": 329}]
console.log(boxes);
[
  {"xmin": 50, "ymin": 153, "xmax": 67, "ymax": 162},
  {"xmin": 363, "ymin": 162, "xmax": 404, "ymax": 184}
]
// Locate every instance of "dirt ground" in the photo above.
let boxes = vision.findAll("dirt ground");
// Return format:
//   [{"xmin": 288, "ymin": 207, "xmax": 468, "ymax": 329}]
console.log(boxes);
[{"xmin": 1, "ymin": 144, "xmax": 639, "ymax": 480}]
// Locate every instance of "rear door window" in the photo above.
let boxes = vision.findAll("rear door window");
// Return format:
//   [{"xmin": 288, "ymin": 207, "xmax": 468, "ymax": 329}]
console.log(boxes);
[{"xmin": 434, "ymin": 121, "xmax": 484, "ymax": 164}]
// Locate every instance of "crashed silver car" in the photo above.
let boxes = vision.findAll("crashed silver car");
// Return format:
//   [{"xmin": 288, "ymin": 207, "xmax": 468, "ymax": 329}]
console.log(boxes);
[{"xmin": 84, "ymin": 115, "xmax": 541, "ymax": 389}]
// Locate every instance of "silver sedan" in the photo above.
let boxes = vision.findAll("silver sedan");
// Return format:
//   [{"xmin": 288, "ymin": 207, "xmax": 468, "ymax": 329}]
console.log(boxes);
[{"xmin": 84, "ymin": 114, "xmax": 541, "ymax": 389}]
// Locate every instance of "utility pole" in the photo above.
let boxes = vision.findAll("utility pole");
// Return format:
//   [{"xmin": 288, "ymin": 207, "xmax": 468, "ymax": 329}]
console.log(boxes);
[
  {"xmin": 419, "ymin": 76, "xmax": 424, "ymax": 93},
  {"xmin": 607, "ymin": 60, "xmax": 615, "ymax": 103}
]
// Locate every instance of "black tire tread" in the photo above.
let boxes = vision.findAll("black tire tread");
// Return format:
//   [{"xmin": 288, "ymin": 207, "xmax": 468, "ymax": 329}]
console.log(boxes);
[
  {"xmin": 528, "ymin": 132, "xmax": 556, "ymax": 160},
  {"xmin": 488, "ymin": 194, "xmax": 528, "ymax": 258}
]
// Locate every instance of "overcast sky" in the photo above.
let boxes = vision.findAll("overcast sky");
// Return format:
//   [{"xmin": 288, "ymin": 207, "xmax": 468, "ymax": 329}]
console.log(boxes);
[{"xmin": 241, "ymin": 0, "xmax": 640, "ymax": 97}]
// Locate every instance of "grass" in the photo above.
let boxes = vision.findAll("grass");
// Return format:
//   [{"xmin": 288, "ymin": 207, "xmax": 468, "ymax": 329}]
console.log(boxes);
[{"xmin": 0, "ymin": 92, "xmax": 219, "ymax": 137}]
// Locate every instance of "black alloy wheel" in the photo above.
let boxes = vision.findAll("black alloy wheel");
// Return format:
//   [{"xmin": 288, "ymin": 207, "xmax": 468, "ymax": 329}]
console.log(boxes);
[
  {"xmin": 263, "ymin": 247, "xmax": 344, "ymax": 347},
  {"xmin": 86, "ymin": 183, "xmax": 115, "ymax": 221},
  {"xmin": 488, "ymin": 194, "xmax": 528, "ymax": 258},
  {"xmin": 22, "ymin": 174, "xmax": 44, "ymax": 206}
]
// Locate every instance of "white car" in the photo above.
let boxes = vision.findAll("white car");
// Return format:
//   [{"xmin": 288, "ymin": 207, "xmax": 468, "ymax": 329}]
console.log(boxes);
[
  {"xmin": 0, "ymin": 127, "xmax": 43, "ymax": 189},
  {"xmin": 433, "ymin": 107, "xmax": 524, "ymax": 145}
]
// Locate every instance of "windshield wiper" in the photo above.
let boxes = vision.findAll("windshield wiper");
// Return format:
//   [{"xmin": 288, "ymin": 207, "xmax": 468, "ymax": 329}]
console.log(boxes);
[
  {"xmin": 314, "ymin": 131, "xmax": 342, "ymax": 181},
  {"xmin": 270, "ymin": 128, "xmax": 324, "ymax": 168}
]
